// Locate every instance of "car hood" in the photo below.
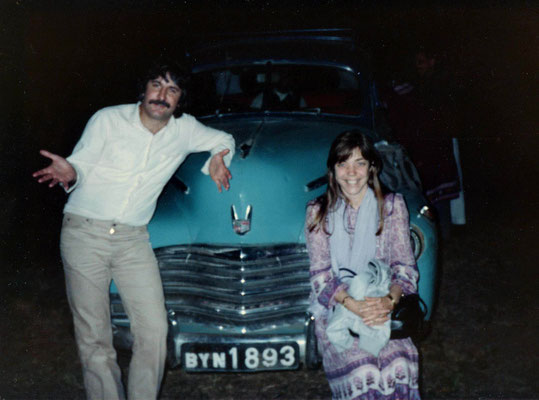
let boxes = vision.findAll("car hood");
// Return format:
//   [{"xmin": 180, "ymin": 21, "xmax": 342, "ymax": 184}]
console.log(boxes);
[{"xmin": 149, "ymin": 115, "xmax": 376, "ymax": 247}]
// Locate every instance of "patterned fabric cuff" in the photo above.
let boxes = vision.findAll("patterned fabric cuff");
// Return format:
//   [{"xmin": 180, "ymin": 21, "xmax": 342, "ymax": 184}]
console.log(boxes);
[{"xmin": 319, "ymin": 280, "xmax": 348, "ymax": 308}]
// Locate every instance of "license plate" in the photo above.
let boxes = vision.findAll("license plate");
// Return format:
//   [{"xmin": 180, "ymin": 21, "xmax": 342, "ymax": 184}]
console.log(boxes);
[{"xmin": 181, "ymin": 342, "xmax": 299, "ymax": 372}]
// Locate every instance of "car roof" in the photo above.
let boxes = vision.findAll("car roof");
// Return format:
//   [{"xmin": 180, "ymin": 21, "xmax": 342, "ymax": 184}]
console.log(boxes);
[{"xmin": 189, "ymin": 29, "xmax": 372, "ymax": 75}]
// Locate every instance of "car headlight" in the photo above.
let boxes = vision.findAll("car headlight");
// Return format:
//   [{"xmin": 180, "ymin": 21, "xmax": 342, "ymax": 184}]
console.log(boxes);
[{"xmin": 409, "ymin": 226, "xmax": 423, "ymax": 260}]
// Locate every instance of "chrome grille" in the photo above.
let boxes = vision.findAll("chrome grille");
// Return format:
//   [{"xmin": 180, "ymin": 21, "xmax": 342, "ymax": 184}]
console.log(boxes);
[{"xmin": 112, "ymin": 244, "xmax": 311, "ymax": 330}]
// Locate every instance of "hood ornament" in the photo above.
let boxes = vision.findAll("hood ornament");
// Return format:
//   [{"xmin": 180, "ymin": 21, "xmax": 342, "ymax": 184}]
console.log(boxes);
[{"xmin": 231, "ymin": 205, "xmax": 252, "ymax": 235}]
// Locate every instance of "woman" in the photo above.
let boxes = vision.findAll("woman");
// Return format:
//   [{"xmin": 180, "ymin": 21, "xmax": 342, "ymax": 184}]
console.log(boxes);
[{"xmin": 305, "ymin": 131, "xmax": 420, "ymax": 400}]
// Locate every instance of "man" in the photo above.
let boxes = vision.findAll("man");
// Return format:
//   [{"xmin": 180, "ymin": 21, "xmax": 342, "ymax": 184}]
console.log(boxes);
[
  {"xmin": 380, "ymin": 46, "xmax": 464, "ymax": 232},
  {"xmin": 250, "ymin": 69, "xmax": 307, "ymax": 110},
  {"xmin": 33, "ymin": 62, "xmax": 235, "ymax": 399}
]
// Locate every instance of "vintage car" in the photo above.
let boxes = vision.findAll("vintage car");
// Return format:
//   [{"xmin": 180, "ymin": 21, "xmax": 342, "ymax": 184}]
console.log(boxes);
[{"xmin": 110, "ymin": 30, "xmax": 438, "ymax": 372}]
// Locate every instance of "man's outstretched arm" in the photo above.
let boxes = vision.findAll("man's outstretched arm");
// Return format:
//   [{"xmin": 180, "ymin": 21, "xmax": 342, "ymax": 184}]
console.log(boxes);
[{"xmin": 33, "ymin": 150, "xmax": 77, "ymax": 190}]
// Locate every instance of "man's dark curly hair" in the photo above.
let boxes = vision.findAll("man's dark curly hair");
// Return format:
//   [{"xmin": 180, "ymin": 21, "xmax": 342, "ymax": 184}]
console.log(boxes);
[{"xmin": 137, "ymin": 60, "xmax": 191, "ymax": 117}]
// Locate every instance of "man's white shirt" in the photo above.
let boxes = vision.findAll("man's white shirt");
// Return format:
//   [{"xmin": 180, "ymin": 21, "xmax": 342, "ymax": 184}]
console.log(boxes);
[{"xmin": 64, "ymin": 103, "xmax": 235, "ymax": 226}]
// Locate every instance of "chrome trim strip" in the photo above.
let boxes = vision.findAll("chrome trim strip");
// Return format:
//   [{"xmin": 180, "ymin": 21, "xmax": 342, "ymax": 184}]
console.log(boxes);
[{"xmin": 112, "ymin": 244, "xmax": 311, "ymax": 332}]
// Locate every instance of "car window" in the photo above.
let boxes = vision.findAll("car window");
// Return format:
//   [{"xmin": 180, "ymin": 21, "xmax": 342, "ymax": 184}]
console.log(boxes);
[{"xmin": 188, "ymin": 65, "xmax": 363, "ymax": 116}]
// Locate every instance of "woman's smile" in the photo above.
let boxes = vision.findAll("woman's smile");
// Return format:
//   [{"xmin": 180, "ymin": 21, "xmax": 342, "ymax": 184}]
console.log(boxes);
[{"xmin": 335, "ymin": 147, "xmax": 370, "ymax": 208}]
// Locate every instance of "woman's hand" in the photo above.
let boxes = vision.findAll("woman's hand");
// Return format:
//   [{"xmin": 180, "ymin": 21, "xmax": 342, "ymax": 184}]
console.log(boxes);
[
  {"xmin": 363, "ymin": 296, "xmax": 394, "ymax": 326},
  {"xmin": 344, "ymin": 296, "xmax": 393, "ymax": 326}
]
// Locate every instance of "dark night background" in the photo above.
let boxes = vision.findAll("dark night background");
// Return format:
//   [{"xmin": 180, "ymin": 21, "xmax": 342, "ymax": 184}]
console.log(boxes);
[{"xmin": 0, "ymin": 1, "xmax": 537, "ymax": 399}]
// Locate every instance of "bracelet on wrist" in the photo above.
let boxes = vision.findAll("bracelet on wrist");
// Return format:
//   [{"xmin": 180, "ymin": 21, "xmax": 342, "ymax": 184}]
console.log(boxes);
[
  {"xmin": 386, "ymin": 294, "xmax": 396, "ymax": 309},
  {"xmin": 341, "ymin": 295, "xmax": 352, "ymax": 307}
]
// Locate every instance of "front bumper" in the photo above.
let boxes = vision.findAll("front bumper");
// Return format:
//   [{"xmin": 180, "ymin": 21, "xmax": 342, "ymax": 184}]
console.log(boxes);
[{"xmin": 112, "ymin": 311, "xmax": 320, "ymax": 371}]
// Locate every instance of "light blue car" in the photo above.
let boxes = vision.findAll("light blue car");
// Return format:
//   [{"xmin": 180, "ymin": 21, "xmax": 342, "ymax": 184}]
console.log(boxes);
[{"xmin": 110, "ymin": 30, "xmax": 438, "ymax": 372}]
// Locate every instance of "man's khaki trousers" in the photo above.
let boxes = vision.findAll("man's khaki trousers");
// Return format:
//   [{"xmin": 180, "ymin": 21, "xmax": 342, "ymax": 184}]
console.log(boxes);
[{"xmin": 60, "ymin": 213, "xmax": 168, "ymax": 400}]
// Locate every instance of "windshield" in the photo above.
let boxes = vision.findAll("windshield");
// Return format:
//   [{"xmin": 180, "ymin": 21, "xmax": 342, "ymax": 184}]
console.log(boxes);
[{"xmin": 188, "ymin": 64, "xmax": 363, "ymax": 117}]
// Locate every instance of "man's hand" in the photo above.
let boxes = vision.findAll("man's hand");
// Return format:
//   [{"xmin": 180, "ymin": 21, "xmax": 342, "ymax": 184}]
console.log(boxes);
[
  {"xmin": 33, "ymin": 150, "xmax": 77, "ymax": 190},
  {"xmin": 209, "ymin": 149, "xmax": 232, "ymax": 192}
]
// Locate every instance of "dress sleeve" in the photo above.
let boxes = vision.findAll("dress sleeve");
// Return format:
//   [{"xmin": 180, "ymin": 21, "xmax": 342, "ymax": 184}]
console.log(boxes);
[
  {"xmin": 385, "ymin": 194, "xmax": 419, "ymax": 295},
  {"xmin": 305, "ymin": 203, "xmax": 348, "ymax": 309}
]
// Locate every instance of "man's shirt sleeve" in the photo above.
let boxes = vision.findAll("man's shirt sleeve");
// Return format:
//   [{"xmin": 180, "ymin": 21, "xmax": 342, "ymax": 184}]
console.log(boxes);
[
  {"xmin": 66, "ymin": 110, "xmax": 108, "ymax": 190},
  {"xmin": 186, "ymin": 116, "xmax": 235, "ymax": 174}
]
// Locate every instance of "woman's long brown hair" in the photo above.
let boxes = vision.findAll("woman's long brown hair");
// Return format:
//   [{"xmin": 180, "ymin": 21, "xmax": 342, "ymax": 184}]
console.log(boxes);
[{"xmin": 308, "ymin": 130, "xmax": 385, "ymax": 235}]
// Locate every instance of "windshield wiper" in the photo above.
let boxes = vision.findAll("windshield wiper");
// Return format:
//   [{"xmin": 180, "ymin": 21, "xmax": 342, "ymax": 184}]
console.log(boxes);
[
  {"xmin": 305, "ymin": 175, "xmax": 327, "ymax": 192},
  {"xmin": 298, "ymin": 107, "xmax": 322, "ymax": 115}
]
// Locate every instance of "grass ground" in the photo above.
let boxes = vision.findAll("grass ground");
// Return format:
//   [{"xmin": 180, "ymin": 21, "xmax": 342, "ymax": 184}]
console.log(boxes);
[{"xmin": 1, "ymin": 137, "xmax": 537, "ymax": 399}]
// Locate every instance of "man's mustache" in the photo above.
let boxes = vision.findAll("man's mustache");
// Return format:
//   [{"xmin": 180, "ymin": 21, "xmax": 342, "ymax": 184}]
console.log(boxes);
[{"xmin": 149, "ymin": 99, "xmax": 171, "ymax": 108}]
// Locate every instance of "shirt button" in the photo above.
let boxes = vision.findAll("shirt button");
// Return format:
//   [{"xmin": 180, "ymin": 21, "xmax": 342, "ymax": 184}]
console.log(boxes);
[{"xmin": 109, "ymin": 227, "xmax": 115, "ymax": 235}]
